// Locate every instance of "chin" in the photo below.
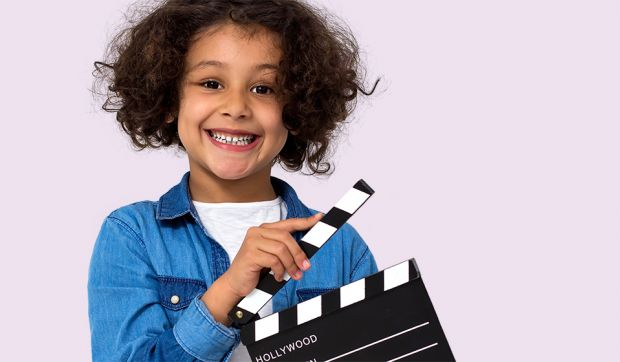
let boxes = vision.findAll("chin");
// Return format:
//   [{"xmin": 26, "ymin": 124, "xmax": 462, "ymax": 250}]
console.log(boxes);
[
  {"xmin": 211, "ymin": 168, "xmax": 252, "ymax": 181},
  {"xmin": 218, "ymin": 174, "xmax": 247, "ymax": 181}
]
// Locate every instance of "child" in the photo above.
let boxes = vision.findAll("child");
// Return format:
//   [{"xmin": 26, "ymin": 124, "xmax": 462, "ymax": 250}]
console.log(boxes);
[{"xmin": 88, "ymin": 0, "xmax": 380, "ymax": 361}]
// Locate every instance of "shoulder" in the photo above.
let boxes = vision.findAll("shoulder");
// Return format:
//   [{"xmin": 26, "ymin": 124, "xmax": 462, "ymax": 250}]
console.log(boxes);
[
  {"xmin": 90, "ymin": 201, "xmax": 160, "ymax": 271},
  {"xmin": 103, "ymin": 201, "xmax": 159, "ymax": 243},
  {"xmin": 108, "ymin": 200, "xmax": 157, "ymax": 223}
]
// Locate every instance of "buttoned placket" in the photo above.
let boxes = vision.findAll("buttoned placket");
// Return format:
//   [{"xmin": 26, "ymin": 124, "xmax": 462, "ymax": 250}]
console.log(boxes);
[{"xmin": 188, "ymin": 202, "xmax": 231, "ymax": 281}]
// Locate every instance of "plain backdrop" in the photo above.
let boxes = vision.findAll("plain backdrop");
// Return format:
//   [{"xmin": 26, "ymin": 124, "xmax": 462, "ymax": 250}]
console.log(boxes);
[{"xmin": 0, "ymin": 0, "xmax": 618, "ymax": 361}]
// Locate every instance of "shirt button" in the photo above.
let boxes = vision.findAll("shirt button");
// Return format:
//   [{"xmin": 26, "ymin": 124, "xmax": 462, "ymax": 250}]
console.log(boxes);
[{"xmin": 170, "ymin": 295, "xmax": 180, "ymax": 305}]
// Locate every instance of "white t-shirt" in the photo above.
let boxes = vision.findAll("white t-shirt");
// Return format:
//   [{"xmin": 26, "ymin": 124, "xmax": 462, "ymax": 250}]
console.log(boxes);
[{"xmin": 192, "ymin": 196, "xmax": 288, "ymax": 361}]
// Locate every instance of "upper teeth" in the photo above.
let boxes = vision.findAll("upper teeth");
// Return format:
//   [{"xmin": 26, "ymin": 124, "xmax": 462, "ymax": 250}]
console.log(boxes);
[{"xmin": 209, "ymin": 131, "xmax": 256, "ymax": 145}]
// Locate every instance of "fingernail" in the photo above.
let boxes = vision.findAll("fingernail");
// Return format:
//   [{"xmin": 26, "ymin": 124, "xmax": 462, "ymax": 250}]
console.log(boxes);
[
  {"xmin": 315, "ymin": 212, "xmax": 323, "ymax": 218},
  {"xmin": 302, "ymin": 259, "xmax": 311, "ymax": 270},
  {"xmin": 294, "ymin": 270, "xmax": 302, "ymax": 279}
]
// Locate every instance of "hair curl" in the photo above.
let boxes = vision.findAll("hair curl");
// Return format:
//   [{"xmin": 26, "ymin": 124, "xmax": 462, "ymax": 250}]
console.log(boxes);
[{"xmin": 92, "ymin": 0, "xmax": 380, "ymax": 175}]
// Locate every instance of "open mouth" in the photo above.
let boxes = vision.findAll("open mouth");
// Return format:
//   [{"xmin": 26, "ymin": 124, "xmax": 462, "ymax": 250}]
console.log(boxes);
[{"xmin": 206, "ymin": 130, "xmax": 258, "ymax": 146}]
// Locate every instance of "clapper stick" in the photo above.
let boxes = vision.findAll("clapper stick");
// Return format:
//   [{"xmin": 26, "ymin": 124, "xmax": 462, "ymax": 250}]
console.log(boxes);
[{"xmin": 228, "ymin": 179, "xmax": 375, "ymax": 328}]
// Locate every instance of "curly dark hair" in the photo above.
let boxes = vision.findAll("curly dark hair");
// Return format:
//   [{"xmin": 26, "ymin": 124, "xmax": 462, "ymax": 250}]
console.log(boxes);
[{"xmin": 92, "ymin": 0, "xmax": 380, "ymax": 175}]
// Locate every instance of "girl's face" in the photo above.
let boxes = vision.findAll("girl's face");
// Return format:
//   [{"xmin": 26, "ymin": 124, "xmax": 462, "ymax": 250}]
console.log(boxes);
[{"xmin": 175, "ymin": 22, "xmax": 287, "ymax": 182}]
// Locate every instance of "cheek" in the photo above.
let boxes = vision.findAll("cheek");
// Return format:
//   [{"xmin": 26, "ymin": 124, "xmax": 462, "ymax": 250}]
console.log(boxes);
[
  {"xmin": 277, "ymin": 132, "xmax": 288, "ymax": 152},
  {"xmin": 260, "ymin": 106, "xmax": 288, "ymax": 146},
  {"xmin": 175, "ymin": 113, "xmax": 191, "ymax": 138},
  {"xmin": 179, "ymin": 97, "xmax": 207, "ymax": 124},
  {"xmin": 270, "ymin": 122, "xmax": 289, "ymax": 149},
  {"xmin": 177, "ymin": 96, "xmax": 212, "ymax": 138}
]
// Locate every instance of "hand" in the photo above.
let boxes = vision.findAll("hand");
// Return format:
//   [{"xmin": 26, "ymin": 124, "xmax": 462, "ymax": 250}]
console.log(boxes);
[{"xmin": 221, "ymin": 213, "xmax": 324, "ymax": 298}]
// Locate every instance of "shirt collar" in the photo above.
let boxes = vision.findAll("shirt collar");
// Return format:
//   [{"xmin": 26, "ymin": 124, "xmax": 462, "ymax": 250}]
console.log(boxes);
[{"xmin": 156, "ymin": 171, "xmax": 310, "ymax": 221}]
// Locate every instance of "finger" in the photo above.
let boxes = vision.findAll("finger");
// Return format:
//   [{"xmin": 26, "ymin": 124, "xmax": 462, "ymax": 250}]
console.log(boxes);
[
  {"xmin": 256, "ymin": 237, "xmax": 304, "ymax": 279},
  {"xmin": 254, "ymin": 251, "xmax": 286, "ymax": 282},
  {"xmin": 257, "ymin": 228, "xmax": 310, "ymax": 272},
  {"xmin": 260, "ymin": 213, "xmax": 324, "ymax": 234},
  {"xmin": 257, "ymin": 238, "xmax": 298, "ymax": 278}
]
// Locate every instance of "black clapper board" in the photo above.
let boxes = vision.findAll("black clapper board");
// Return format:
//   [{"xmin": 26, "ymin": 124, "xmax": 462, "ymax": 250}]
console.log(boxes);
[{"xmin": 241, "ymin": 258, "xmax": 455, "ymax": 361}]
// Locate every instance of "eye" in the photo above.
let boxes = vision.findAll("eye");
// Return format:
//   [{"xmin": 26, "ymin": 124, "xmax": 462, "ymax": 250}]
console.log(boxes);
[
  {"xmin": 251, "ymin": 85, "xmax": 275, "ymax": 95},
  {"xmin": 202, "ymin": 80, "xmax": 222, "ymax": 90}
]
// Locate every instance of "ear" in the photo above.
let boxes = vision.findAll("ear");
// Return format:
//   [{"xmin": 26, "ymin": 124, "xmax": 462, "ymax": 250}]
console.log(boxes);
[
  {"xmin": 165, "ymin": 114, "xmax": 176, "ymax": 124},
  {"xmin": 286, "ymin": 126, "xmax": 299, "ymax": 136}
]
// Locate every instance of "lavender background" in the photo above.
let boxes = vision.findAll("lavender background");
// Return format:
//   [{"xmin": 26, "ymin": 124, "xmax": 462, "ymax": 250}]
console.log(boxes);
[{"xmin": 0, "ymin": 0, "xmax": 618, "ymax": 360}]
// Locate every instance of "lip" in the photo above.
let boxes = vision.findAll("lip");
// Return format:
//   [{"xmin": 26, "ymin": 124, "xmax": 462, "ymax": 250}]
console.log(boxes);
[{"xmin": 204, "ymin": 129, "xmax": 260, "ymax": 152}]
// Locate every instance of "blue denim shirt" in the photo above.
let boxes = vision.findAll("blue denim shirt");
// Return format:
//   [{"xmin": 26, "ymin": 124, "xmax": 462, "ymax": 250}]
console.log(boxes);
[{"xmin": 87, "ymin": 171, "xmax": 378, "ymax": 362}]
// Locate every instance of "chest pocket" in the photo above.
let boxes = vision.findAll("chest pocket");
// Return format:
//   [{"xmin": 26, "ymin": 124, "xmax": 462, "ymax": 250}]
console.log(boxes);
[
  {"xmin": 296, "ymin": 287, "xmax": 336, "ymax": 303},
  {"xmin": 156, "ymin": 275, "xmax": 208, "ymax": 311}
]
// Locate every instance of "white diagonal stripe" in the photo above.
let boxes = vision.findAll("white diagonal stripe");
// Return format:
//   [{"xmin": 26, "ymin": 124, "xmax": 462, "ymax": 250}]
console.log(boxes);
[
  {"xmin": 297, "ymin": 295, "xmax": 322, "ymax": 324},
  {"xmin": 255, "ymin": 312, "xmax": 279, "ymax": 341},
  {"xmin": 384, "ymin": 260, "xmax": 410, "ymax": 291},
  {"xmin": 301, "ymin": 221, "xmax": 337, "ymax": 248},
  {"xmin": 340, "ymin": 278, "xmax": 365, "ymax": 308},
  {"xmin": 334, "ymin": 188, "xmax": 370, "ymax": 214},
  {"xmin": 237, "ymin": 288, "xmax": 272, "ymax": 314}
]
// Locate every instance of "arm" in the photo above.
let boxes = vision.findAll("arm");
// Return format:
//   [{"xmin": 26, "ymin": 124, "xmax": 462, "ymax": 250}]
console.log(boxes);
[
  {"xmin": 200, "ymin": 274, "xmax": 242, "ymax": 327},
  {"xmin": 87, "ymin": 216, "xmax": 239, "ymax": 362}
]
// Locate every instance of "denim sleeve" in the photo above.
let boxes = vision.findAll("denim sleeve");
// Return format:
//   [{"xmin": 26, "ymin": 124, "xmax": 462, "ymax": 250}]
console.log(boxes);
[
  {"xmin": 87, "ymin": 216, "xmax": 239, "ymax": 362},
  {"xmin": 347, "ymin": 224, "xmax": 379, "ymax": 283}
]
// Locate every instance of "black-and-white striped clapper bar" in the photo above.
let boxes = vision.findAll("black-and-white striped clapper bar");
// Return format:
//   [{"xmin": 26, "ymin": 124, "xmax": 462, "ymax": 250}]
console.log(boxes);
[
  {"xmin": 241, "ymin": 258, "xmax": 455, "ymax": 361},
  {"xmin": 228, "ymin": 180, "xmax": 375, "ymax": 328}
]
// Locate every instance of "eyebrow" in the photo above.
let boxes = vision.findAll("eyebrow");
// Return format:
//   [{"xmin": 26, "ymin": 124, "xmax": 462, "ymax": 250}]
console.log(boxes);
[{"xmin": 189, "ymin": 60, "xmax": 279, "ymax": 73}]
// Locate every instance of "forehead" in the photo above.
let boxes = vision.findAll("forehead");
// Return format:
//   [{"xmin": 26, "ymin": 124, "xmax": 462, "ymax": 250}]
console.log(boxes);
[{"xmin": 185, "ymin": 22, "xmax": 282, "ymax": 72}]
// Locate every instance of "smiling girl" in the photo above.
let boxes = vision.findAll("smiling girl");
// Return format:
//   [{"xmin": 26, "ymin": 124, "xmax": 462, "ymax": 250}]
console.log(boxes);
[{"xmin": 88, "ymin": 0, "xmax": 379, "ymax": 361}]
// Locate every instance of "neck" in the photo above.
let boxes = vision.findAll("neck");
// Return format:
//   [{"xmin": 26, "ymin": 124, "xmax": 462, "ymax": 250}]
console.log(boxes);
[{"xmin": 188, "ymin": 164, "xmax": 277, "ymax": 203}]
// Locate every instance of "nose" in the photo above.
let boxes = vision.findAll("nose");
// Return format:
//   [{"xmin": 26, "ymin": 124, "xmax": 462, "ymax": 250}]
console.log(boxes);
[{"xmin": 220, "ymin": 87, "xmax": 251, "ymax": 120}]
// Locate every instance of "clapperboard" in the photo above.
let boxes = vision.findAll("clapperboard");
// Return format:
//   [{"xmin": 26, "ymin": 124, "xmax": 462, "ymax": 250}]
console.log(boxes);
[
  {"xmin": 242, "ymin": 259, "xmax": 454, "ymax": 361},
  {"xmin": 229, "ymin": 180, "xmax": 455, "ymax": 361}
]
